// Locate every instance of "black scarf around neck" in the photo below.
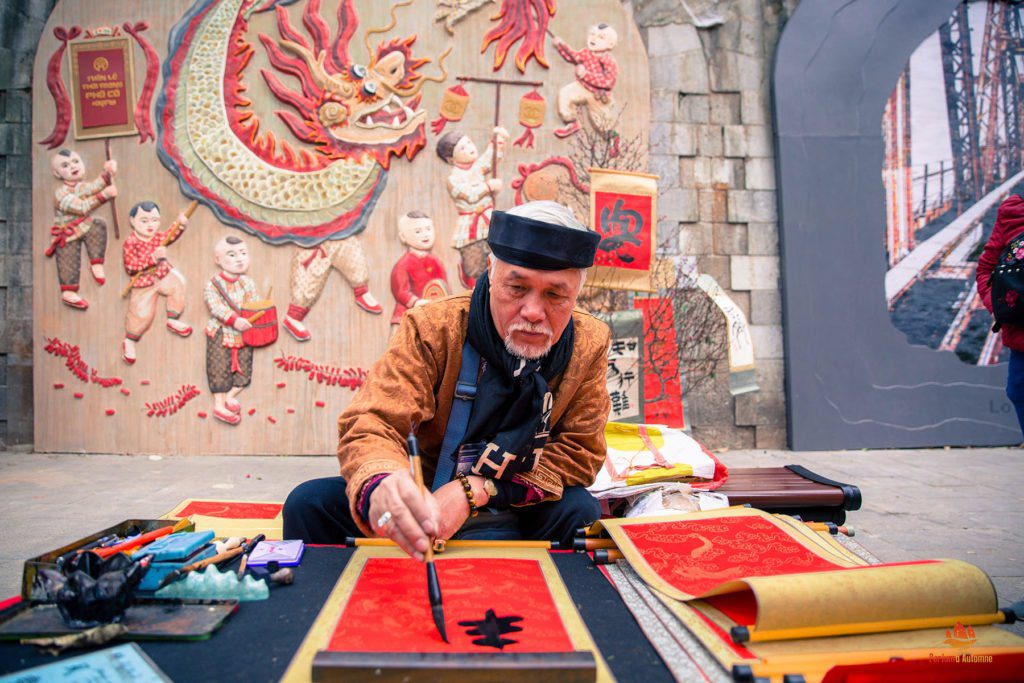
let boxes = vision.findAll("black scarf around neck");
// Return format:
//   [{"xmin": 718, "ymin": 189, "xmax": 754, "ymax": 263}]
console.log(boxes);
[{"xmin": 462, "ymin": 271, "xmax": 574, "ymax": 480}]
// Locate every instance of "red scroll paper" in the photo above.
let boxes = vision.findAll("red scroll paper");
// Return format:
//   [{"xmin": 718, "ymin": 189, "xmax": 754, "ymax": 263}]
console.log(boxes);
[
  {"xmin": 589, "ymin": 169, "xmax": 659, "ymax": 292},
  {"xmin": 328, "ymin": 557, "xmax": 573, "ymax": 653},
  {"xmin": 283, "ymin": 547, "xmax": 610, "ymax": 681},
  {"xmin": 595, "ymin": 507, "xmax": 866, "ymax": 601}
]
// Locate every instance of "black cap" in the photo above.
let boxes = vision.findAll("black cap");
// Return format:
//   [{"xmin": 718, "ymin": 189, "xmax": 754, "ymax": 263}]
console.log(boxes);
[{"xmin": 487, "ymin": 210, "xmax": 600, "ymax": 270}]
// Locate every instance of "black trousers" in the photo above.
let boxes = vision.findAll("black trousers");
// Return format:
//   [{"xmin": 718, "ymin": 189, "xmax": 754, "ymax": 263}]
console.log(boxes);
[{"xmin": 283, "ymin": 476, "xmax": 600, "ymax": 548}]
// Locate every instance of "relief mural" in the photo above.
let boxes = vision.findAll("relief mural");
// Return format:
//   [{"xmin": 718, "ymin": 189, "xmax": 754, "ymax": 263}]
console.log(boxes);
[{"xmin": 31, "ymin": 0, "xmax": 704, "ymax": 454}]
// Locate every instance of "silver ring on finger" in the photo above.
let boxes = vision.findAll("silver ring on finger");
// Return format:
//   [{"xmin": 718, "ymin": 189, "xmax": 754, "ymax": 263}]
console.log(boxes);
[{"xmin": 376, "ymin": 510, "xmax": 393, "ymax": 529}]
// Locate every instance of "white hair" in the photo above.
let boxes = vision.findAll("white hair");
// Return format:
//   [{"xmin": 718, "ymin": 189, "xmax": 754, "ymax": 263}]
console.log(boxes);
[
  {"xmin": 495, "ymin": 201, "xmax": 589, "ymax": 287},
  {"xmin": 505, "ymin": 200, "xmax": 587, "ymax": 231}
]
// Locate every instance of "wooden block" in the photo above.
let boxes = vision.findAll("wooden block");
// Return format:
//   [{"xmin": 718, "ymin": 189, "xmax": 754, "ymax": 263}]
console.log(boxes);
[{"xmin": 311, "ymin": 651, "xmax": 596, "ymax": 683}]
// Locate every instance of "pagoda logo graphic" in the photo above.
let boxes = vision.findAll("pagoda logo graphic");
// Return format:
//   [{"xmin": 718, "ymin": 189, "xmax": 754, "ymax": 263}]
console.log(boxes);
[{"xmin": 943, "ymin": 621, "xmax": 977, "ymax": 649}]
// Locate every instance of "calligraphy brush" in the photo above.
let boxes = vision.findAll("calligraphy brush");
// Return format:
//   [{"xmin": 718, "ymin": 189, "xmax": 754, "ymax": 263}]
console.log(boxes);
[
  {"xmin": 155, "ymin": 546, "xmax": 244, "ymax": 590},
  {"xmin": 407, "ymin": 430, "xmax": 448, "ymax": 643},
  {"xmin": 234, "ymin": 533, "xmax": 266, "ymax": 579}
]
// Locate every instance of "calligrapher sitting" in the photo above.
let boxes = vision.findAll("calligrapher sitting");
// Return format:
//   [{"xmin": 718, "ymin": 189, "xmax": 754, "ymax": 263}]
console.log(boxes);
[{"xmin": 284, "ymin": 201, "xmax": 611, "ymax": 555}]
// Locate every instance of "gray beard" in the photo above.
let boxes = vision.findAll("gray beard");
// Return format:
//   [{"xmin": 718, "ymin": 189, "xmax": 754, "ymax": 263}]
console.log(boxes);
[{"xmin": 503, "ymin": 333, "xmax": 551, "ymax": 360}]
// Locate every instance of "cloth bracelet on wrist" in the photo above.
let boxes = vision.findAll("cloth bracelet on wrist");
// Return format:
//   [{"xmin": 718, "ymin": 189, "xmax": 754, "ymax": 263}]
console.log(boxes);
[
  {"xmin": 356, "ymin": 473, "xmax": 390, "ymax": 523},
  {"xmin": 456, "ymin": 473, "xmax": 479, "ymax": 517}
]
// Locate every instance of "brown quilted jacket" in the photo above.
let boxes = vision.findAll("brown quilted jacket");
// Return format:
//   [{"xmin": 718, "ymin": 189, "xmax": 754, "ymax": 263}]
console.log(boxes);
[{"xmin": 337, "ymin": 292, "xmax": 612, "ymax": 536}]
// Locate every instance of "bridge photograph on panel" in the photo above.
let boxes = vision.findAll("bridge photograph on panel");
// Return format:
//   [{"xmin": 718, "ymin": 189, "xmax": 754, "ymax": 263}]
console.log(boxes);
[{"xmin": 885, "ymin": 1, "xmax": 1024, "ymax": 365}]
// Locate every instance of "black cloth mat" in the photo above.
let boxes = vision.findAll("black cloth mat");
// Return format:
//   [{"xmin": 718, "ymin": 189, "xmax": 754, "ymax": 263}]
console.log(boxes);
[{"xmin": 0, "ymin": 547, "xmax": 671, "ymax": 682}]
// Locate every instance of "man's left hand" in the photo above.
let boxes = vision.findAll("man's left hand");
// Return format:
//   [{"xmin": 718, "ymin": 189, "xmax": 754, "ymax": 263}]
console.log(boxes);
[{"xmin": 434, "ymin": 476, "xmax": 491, "ymax": 540}]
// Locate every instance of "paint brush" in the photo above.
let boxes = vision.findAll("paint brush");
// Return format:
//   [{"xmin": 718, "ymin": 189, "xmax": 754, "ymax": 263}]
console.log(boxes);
[
  {"xmin": 155, "ymin": 545, "xmax": 244, "ymax": 590},
  {"xmin": 407, "ymin": 430, "xmax": 448, "ymax": 643},
  {"xmin": 235, "ymin": 533, "xmax": 266, "ymax": 579}
]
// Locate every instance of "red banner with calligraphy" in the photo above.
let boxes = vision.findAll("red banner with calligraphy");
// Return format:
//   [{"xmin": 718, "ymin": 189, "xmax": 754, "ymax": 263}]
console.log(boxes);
[
  {"xmin": 69, "ymin": 37, "xmax": 137, "ymax": 139},
  {"xmin": 634, "ymin": 297, "xmax": 686, "ymax": 428},
  {"xmin": 589, "ymin": 169, "xmax": 658, "ymax": 291}
]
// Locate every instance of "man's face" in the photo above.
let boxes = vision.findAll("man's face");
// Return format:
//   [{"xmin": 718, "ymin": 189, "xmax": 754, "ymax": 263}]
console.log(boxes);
[
  {"xmin": 130, "ymin": 207, "xmax": 162, "ymax": 240},
  {"xmin": 52, "ymin": 152, "xmax": 84, "ymax": 182},
  {"xmin": 214, "ymin": 239, "xmax": 251, "ymax": 275},
  {"xmin": 452, "ymin": 136, "xmax": 478, "ymax": 165},
  {"xmin": 489, "ymin": 258, "xmax": 584, "ymax": 360},
  {"xmin": 587, "ymin": 25, "xmax": 617, "ymax": 52},
  {"xmin": 399, "ymin": 216, "xmax": 436, "ymax": 251}
]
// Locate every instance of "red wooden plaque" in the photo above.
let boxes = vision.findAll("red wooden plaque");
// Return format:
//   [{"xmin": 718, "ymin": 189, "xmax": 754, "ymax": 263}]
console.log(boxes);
[{"xmin": 69, "ymin": 38, "xmax": 137, "ymax": 139}]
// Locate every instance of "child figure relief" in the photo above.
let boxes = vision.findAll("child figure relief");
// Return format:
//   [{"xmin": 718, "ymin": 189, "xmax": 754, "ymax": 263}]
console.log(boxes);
[
  {"xmin": 47, "ymin": 149, "xmax": 114, "ymax": 311},
  {"xmin": 390, "ymin": 210, "xmax": 450, "ymax": 331},
  {"xmin": 121, "ymin": 202, "xmax": 192, "ymax": 364},
  {"xmin": 283, "ymin": 236, "xmax": 382, "ymax": 343},
  {"xmin": 552, "ymin": 23, "xmax": 619, "ymax": 139},
  {"xmin": 437, "ymin": 126, "xmax": 509, "ymax": 289},
  {"xmin": 204, "ymin": 236, "xmax": 260, "ymax": 426}
]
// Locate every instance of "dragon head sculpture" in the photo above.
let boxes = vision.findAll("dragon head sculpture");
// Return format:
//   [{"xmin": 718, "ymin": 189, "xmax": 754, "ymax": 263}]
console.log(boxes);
[
  {"xmin": 260, "ymin": 0, "xmax": 450, "ymax": 168},
  {"xmin": 158, "ymin": 0, "xmax": 453, "ymax": 245}
]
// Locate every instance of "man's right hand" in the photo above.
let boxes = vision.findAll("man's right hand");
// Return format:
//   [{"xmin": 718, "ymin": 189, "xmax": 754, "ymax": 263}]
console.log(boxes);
[{"xmin": 367, "ymin": 469, "xmax": 440, "ymax": 561}]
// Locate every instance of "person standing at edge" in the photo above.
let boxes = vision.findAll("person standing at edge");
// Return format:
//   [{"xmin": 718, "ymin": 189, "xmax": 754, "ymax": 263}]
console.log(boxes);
[
  {"xmin": 977, "ymin": 194, "xmax": 1024, "ymax": 436},
  {"xmin": 284, "ymin": 201, "xmax": 611, "ymax": 555}
]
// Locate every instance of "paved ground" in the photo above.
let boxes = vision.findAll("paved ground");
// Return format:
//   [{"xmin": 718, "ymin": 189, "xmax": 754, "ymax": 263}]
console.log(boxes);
[{"xmin": 1, "ymin": 446, "xmax": 1021, "ymax": 637}]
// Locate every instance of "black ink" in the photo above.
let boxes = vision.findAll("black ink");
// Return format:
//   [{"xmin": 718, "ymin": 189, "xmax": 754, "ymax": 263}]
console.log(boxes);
[
  {"xmin": 598, "ymin": 198, "xmax": 644, "ymax": 262},
  {"xmin": 458, "ymin": 609, "xmax": 524, "ymax": 649}
]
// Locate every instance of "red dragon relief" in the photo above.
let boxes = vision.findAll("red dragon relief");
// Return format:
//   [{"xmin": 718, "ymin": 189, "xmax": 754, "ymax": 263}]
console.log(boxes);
[{"xmin": 157, "ymin": 0, "xmax": 449, "ymax": 247}]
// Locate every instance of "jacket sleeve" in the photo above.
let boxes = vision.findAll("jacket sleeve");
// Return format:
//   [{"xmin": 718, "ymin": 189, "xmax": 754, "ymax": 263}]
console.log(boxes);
[
  {"xmin": 338, "ymin": 312, "xmax": 443, "ymax": 536},
  {"xmin": 517, "ymin": 324, "xmax": 611, "ymax": 501},
  {"xmin": 978, "ymin": 221, "xmax": 1007, "ymax": 313},
  {"xmin": 555, "ymin": 41, "xmax": 581, "ymax": 64},
  {"xmin": 978, "ymin": 194, "xmax": 1024, "ymax": 311}
]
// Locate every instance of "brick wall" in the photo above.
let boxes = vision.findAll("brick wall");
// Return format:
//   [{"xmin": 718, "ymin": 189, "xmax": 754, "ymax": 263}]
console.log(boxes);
[
  {"xmin": 635, "ymin": 0, "xmax": 798, "ymax": 448},
  {"xmin": 0, "ymin": 0, "xmax": 56, "ymax": 447}
]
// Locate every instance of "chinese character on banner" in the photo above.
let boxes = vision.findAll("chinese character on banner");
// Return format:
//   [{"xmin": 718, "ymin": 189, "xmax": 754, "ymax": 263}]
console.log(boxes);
[
  {"xmin": 589, "ymin": 168, "xmax": 659, "ymax": 291},
  {"xmin": 601, "ymin": 310, "xmax": 645, "ymax": 423},
  {"xmin": 606, "ymin": 337, "xmax": 641, "ymax": 422}
]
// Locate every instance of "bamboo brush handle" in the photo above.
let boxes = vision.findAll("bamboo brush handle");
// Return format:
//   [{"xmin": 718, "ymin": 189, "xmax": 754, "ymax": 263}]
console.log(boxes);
[{"xmin": 409, "ymin": 453, "xmax": 434, "ymax": 562}]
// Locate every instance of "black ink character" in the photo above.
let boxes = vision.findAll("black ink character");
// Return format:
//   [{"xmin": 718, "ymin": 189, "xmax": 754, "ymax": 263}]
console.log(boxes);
[
  {"xmin": 458, "ymin": 609, "xmax": 524, "ymax": 649},
  {"xmin": 598, "ymin": 198, "xmax": 643, "ymax": 263}
]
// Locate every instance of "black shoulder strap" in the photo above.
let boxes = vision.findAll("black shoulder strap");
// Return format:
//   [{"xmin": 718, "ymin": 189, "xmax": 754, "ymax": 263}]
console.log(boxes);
[{"xmin": 431, "ymin": 341, "xmax": 482, "ymax": 491}]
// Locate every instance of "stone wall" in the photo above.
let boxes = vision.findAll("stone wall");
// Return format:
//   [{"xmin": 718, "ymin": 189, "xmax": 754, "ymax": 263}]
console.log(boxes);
[
  {"xmin": 0, "ymin": 0, "xmax": 56, "ymax": 447},
  {"xmin": 0, "ymin": 0, "xmax": 799, "ymax": 450},
  {"xmin": 634, "ymin": 0, "xmax": 798, "ymax": 448}
]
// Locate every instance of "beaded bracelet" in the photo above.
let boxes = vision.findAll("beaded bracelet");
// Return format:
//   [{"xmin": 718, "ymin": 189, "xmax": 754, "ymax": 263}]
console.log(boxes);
[{"xmin": 456, "ymin": 473, "xmax": 479, "ymax": 517}]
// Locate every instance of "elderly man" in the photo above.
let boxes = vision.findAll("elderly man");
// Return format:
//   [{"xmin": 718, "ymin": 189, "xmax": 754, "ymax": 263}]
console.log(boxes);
[{"xmin": 284, "ymin": 201, "xmax": 610, "ymax": 555}]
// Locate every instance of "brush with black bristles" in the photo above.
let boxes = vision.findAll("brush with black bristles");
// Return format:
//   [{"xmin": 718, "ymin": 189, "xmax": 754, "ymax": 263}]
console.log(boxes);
[{"xmin": 407, "ymin": 430, "xmax": 448, "ymax": 643}]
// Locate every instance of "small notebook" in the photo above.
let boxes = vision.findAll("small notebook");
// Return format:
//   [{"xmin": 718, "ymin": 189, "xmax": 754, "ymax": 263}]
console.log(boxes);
[
  {"xmin": 247, "ymin": 539, "xmax": 305, "ymax": 567},
  {"xmin": 0, "ymin": 642, "xmax": 171, "ymax": 682}
]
